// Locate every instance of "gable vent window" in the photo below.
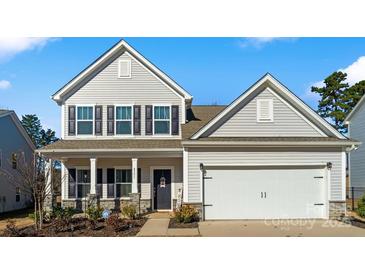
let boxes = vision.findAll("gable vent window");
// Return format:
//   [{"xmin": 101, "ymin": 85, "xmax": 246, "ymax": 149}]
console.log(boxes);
[
  {"xmin": 257, "ymin": 99, "xmax": 273, "ymax": 122},
  {"xmin": 118, "ymin": 60, "xmax": 131, "ymax": 78}
]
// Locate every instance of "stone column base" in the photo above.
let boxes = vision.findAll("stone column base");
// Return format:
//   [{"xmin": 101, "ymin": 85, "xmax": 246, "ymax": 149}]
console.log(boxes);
[{"xmin": 329, "ymin": 201, "xmax": 346, "ymax": 219}]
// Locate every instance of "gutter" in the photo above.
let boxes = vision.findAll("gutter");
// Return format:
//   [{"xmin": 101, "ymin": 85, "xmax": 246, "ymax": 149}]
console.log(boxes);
[
  {"xmin": 181, "ymin": 140, "xmax": 362, "ymax": 147},
  {"xmin": 36, "ymin": 148, "xmax": 184, "ymax": 153}
]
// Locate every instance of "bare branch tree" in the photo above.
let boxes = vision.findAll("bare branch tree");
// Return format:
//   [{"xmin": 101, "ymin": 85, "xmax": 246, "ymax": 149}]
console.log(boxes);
[{"xmin": 0, "ymin": 153, "xmax": 62, "ymax": 231}]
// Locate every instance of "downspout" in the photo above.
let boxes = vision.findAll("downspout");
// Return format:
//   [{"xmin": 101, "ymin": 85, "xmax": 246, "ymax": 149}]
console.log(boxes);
[{"xmin": 200, "ymin": 163, "xmax": 205, "ymax": 221}]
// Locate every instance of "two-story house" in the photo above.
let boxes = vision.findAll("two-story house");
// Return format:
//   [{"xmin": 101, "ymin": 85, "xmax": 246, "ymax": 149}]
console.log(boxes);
[
  {"xmin": 38, "ymin": 40, "xmax": 359, "ymax": 219},
  {"xmin": 0, "ymin": 110, "xmax": 35, "ymax": 213}
]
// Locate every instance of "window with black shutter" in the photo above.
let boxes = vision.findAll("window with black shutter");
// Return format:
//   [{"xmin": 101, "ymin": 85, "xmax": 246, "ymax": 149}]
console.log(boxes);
[
  {"xmin": 171, "ymin": 105, "xmax": 179, "ymax": 135},
  {"xmin": 107, "ymin": 106, "xmax": 115, "ymax": 135},
  {"xmin": 68, "ymin": 106, "xmax": 76, "ymax": 136},
  {"xmin": 145, "ymin": 105, "xmax": 153, "ymax": 135},
  {"xmin": 68, "ymin": 168, "xmax": 76, "ymax": 198},
  {"xmin": 96, "ymin": 169, "xmax": 103, "ymax": 197},
  {"xmin": 107, "ymin": 168, "xmax": 115, "ymax": 198},
  {"xmin": 95, "ymin": 106, "xmax": 103, "ymax": 135},
  {"xmin": 133, "ymin": 105, "xmax": 141, "ymax": 135}
]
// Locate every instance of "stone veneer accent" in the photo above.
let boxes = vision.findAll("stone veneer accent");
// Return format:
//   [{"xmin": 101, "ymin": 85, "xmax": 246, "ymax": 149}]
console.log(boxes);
[
  {"xmin": 62, "ymin": 193, "xmax": 152, "ymax": 214},
  {"xmin": 329, "ymin": 201, "xmax": 346, "ymax": 218}
]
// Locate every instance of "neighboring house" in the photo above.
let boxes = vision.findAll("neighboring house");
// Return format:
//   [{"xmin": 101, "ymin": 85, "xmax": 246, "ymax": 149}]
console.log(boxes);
[
  {"xmin": 345, "ymin": 95, "xmax": 365, "ymax": 197},
  {"xmin": 38, "ymin": 40, "xmax": 359, "ymax": 220},
  {"xmin": 0, "ymin": 110, "xmax": 35, "ymax": 213}
]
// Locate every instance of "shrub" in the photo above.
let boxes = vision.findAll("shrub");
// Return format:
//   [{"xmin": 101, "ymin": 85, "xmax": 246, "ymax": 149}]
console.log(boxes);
[
  {"xmin": 51, "ymin": 206, "xmax": 77, "ymax": 232},
  {"xmin": 121, "ymin": 204, "xmax": 137, "ymax": 220},
  {"xmin": 174, "ymin": 205, "xmax": 199, "ymax": 223},
  {"xmin": 357, "ymin": 194, "xmax": 365, "ymax": 218},
  {"xmin": 86, "ymin": 206, "xmax": 103, "ymax": 230},
  {"xmin": 3, "ymin": 220, "xmax": 22, "ymax": 237},
  {"xmin": 106, "ymin": 213, "xmax": 122, "ymax": 232}
]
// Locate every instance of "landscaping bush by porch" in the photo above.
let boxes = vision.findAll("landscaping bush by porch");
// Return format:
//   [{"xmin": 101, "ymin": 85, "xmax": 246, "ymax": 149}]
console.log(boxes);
[
  {"xmin": 357, "ymin": 194, "xmax": 365, "ymax": 218},
  {"xmin": 174, "ymin": 205, "xmax": 199, "ymax": 224}
]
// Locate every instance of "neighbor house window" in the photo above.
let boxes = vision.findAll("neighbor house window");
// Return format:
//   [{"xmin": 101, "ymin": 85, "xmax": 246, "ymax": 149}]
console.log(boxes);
[
  {"xmin": 257, "ymin": 99, "xmax": 274, "ymax": 122},
  {"xmin": 77, "ymin": 169, "xmax": 90, "ymax": 198},
  {"xmin": 116, "ymin": 106, "xmax": 132, "ymax": 135},
  {"xmin": 77, "ymin": 106, "xmax": 94, "ymax": 135},
  {"xmin": 115, "ymin": 169, "xmax": 132, "ymax": 198},
  {"xmin": 11, "ymin": 153, "xmax": 17, "ymax": 169},
  {"xmin": 118, "ymin": 59, "xmax": 131, "ymax": 78},
  {"xmin": 154, "ymin": 106, "xmax": 170, "ymax": 134},
  {"xmin": 15, "ymin": 187, "xmax": 20, "ymax": 202}
]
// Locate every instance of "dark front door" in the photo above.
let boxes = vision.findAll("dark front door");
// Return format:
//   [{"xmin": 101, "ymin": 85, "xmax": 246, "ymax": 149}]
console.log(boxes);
[{"xmin": 153, "ymin": 169, "xmax": 171, "ymax": 210}]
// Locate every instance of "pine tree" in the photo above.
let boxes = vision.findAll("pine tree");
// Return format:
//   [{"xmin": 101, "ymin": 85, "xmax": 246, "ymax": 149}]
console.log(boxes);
[
  {"xmin": 311, "ymin": 71, "xmax": 349, "ymax": 133},
  {"xmin": 21, "ymin": 114, "xmax": 42, "ymax": 147},
  {"xmin": 344, "ymin": 80, "xmax": 365, "ymax": 112}
]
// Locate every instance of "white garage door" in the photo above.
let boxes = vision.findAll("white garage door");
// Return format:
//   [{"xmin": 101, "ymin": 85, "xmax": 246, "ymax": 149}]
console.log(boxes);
[{"xmin": 204, "ymin": 166, "xmax": 327, "ymax": 220}]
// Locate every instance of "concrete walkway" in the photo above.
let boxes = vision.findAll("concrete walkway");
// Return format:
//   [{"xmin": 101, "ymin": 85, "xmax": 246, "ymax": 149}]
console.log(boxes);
[{"xmin": 137, "ymin": 212, "xmax": 199, "ymax": 237}]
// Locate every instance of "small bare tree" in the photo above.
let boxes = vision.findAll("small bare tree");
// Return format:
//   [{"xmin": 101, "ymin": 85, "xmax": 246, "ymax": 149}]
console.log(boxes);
[{"xmin": 0, "ymin": 153, "xmax": 61, "ymax": 231}]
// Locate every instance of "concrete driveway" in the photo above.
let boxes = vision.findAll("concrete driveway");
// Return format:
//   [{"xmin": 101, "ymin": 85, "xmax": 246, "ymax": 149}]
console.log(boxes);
[{"xmin": 199, "ymin": 219, "xmax": 365, "ymax": 237}]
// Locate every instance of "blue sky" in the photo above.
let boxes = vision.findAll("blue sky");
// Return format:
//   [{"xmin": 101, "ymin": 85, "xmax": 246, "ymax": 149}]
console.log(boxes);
[{"xmin": 1, "ymin": 37, "xmax": 365, "ymax": 137}]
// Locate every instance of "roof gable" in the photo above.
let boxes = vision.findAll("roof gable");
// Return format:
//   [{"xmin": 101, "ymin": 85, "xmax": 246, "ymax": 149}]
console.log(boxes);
[
  {"xmin": 191, "ymin": 74, "xmax": 346, "ymax": 140},
  {"xmin": 52, "ymin": 39, "xmax": 192, "ymax": 103},
  {"xmin": 345, "ymin": 94, "xmax": 365, "ymax": 122},
  {"xmin": 0, "ymin": 110, "xmax": 36, "ymax": 150}
]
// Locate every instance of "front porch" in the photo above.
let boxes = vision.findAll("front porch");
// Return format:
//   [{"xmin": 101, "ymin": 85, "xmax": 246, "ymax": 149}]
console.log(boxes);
[{"xmin": 40, "ymin": 146, "xmax": 183, "ymax": 213}]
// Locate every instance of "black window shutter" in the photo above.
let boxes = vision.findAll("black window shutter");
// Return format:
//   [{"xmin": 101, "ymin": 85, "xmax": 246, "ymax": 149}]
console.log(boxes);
[
  {"xmin": 96, "ymin": 168, "xmax": 103, "ymax": 198},
  {"xmin": 68, "ymin": 106, "xmax": 76, "ymax": 136},
  {"xmin": 107, "ymin": 168, "xmax": 115, "ymax": 198},
  {"xmin": 145, "ymin": 105, "xmax": 153, "ymax": 135},
  {"xmin": 171, "ymin": 105, "xmax": 179, "ymax": 135},
  {"xmin": 133, "ymin": 105, "xmax": 141, "ymax": 135},
  {"xmin": 107, "ymin": 106, "xmax": 114, "ymax": 135},
  {"xmin": 95, "ymin": 106, "xmax": 103, "ymax": 135},
  {"xmin": 68, "ymin": 168, "xmax": 76, "ymax": 198},
  {"xmin": 137, "ymin": 168, "xmax": 142, "ymax": 193}
]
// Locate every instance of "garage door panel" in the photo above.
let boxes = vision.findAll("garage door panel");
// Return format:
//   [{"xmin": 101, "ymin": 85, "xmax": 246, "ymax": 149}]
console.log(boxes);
[{"xmin": 204, "ymin": 167, "xmax": 326, "ymax": 220}]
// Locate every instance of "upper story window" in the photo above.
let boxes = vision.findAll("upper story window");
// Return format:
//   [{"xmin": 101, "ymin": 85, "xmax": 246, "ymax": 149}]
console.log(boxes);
[
  {"xmin": 116, "ymin": 106, "xmax": 132, "ymax": 135},
  {"xmin": 257, "ymin": 99, "xmax": 274, "ymax": 122},
  {"xmin": 118, "ymin": 60, "xmax": 131, "ymax": 78},
  {"xmin": 77, "ymin": 106, "xmax": 94, "ymax": 135},
  {"xmin": 154, "ymin": 106, "xmax": 170, "ymax": 134}
]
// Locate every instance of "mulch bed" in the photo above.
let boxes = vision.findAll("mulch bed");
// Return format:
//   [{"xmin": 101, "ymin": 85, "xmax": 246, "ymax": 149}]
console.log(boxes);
[
  {"xmin": 1, "ymin": 217, "xmax": 146, "ymax": 237},
  {"xmin": 168, "ymin": 218, "xmax": 198, "ymax": 229}
]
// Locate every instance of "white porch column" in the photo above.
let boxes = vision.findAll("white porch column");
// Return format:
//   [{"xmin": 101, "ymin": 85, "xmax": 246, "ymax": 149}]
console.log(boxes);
[
  {"xmin": 132, "ymin": 158, "xmax": 138, "ymax": 193},
  {"xmin": 44, "ymin": 158, "xmax": 53, "ymax": 209},
  {"xmin": 90, "ymin": 158, "xmax": 97, "ymax": 195}
]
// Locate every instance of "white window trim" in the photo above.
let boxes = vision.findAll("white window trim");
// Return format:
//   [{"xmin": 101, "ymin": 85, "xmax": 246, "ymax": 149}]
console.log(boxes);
[
  {"xmin": 76, "ymin": 105, "xmax": 95, "ymax": 136},
  {"xmin": 257, "ymin": 99, "xmax": 274, "ymax": 123},
  {"xmin": 0, "ymin": 149, "xmax": 2, "ymax": 168},
  {"xmin": 115, "ymin": 166, "xmax": 132, "ymax": 199},
  {"xmin": 153, "ymin": 104, "xmax": 172, "ymax": 136},
  {"xmin": 118, "ymin": 59, "xmax": 132, "ymax": 78},
  {"xmin": 115, "ymin": 105, "xmax": 134, "ymax": 136},
  {"xmin": 75, "ymin": 167, "xmax": 91, "ymax": 199}
]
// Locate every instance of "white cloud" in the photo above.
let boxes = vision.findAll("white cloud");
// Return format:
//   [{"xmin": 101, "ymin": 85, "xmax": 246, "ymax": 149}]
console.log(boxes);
[
  {"xmin": 0, "ymin": 80, "xmax": 11, "ymax": 90},
  {"xmin": 305, "ymin": 55, "xmax": 365, "ymax": 104},
  {"xmin": 0, "ymin": 38, "xmax": 57, "ymax": 62},
  {"xmin": 340, "ymin": 56, "xmax": 365, "ymax": 85},
  {"xmin": 238, "ymin": 37, "xmax": 298, "ymax": 49}
]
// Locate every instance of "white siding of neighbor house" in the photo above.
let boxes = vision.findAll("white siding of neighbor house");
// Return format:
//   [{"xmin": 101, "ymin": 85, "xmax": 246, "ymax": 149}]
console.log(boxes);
[
  {"xmin": 62, "ymin": 52, "xmax": 183, "ymax": 139},
  {"xmin": 349, "ymin": 101, "xmax": 365, "ymax": 188},
  {"xmin": 63, "ymin": 157, "xmax": 183, "ymax": 201},
  {"xmin": 186, "ymin": 147, "xmax": 344, "ymax": 203},
  {"xmin": 210, "ymin": 88, "xmax": 324, "ymax": 137},
  {"xmin": 0, "ymin": 115, "xmax": 34, "ymax": 213}
]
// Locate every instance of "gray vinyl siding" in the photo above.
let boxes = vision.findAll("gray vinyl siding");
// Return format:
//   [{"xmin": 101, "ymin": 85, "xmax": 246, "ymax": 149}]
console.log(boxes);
[
  {"xmin": 63, "ymin": 52, "xmax": 183, "ymax": 139},
  {"xmin": 0, "ymin": 115, "xmax": 33, "ymax": 213},
  {"xmin": 211, "ymin": 88, "xmax": 323, "ymax": 137},
  {"xmin": 64, "ymin": 157, "xmax": 183, "ymax": 200},
  {"xmin": 186, "ymin": 147, "xmax": 344, "ymax": 203},
  {"xmin": 349, "ymin": 102, "xmax": 365, "ymax": 188}
]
